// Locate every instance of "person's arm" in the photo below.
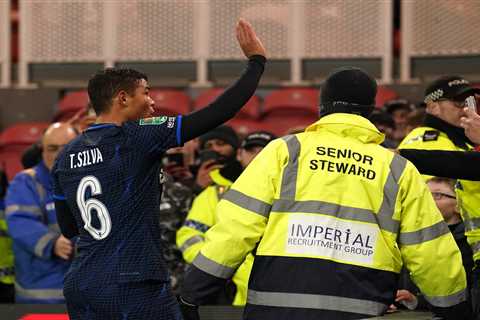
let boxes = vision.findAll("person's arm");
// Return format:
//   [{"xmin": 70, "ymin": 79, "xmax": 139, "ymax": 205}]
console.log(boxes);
[
  {"xmin": 399, "ymin": 149, "xmax": 480, "ymax": 180},
  {"xmin": 180, "ymin": 19, "xmax": 266, "ymax": 143}
]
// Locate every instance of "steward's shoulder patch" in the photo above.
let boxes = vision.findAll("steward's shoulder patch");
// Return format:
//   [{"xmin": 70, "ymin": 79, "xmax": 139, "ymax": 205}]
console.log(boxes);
[
  {"xmin": 139, "ymin": 116, "xmax": 167, "ymax": 125},
  {"xmin": 422, "ymin": 130, "xmax": 440, "ymax": 142}
]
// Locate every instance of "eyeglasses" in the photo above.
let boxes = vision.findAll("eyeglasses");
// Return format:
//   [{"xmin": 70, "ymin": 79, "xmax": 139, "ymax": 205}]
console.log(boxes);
[
  {"xmin": 437, "ymin": 98, "xmax": 466, "ymax": 108},
  {"xmin": 431, "ymin": 192, "xmax": 456, "ymax": 200}
]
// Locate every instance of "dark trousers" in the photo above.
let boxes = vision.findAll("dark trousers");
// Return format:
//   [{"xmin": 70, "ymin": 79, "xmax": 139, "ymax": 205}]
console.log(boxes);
[
  {"xmin": 64, "ymin": 278, "xmax": 182, "ymax": 320},
  {"xmin": 0, "ymin": 282, "xmax": 14, "ymax": 303},
  {"xmin": 472, "ymin": 264, "xmax": 480, "ymax": 320}
]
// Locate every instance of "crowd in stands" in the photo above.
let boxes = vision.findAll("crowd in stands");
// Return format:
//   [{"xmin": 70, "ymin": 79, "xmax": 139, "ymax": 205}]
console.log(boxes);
[{"xmin": 0, "ymin": 77, "xmax": 479, "ymax": 318}]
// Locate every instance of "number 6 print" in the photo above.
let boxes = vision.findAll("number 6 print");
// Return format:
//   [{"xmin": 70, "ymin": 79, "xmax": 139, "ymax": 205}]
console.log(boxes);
[{"xmin": 76, "ymin": 176, "xmax": 112, "ymax": 240}]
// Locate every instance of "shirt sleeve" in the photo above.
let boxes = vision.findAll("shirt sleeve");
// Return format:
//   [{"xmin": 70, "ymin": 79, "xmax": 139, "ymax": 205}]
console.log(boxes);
[{"xmin": 125, "ymin": 115, "xmax": 182, "ymax": 158}]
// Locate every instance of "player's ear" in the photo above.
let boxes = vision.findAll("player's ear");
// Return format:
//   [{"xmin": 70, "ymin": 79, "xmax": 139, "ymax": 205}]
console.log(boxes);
[{"xmin": 117, "ymin": 90, "xmax": 129, "ymax": 107}]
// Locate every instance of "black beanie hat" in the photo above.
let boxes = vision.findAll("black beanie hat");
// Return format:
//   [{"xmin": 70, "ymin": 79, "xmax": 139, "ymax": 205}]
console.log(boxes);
[
  {"xmin": 199, "ymin": 125, "xmax": 239, "ymax": 150},
  {"xmin": 319, "ymin": 67, "xmax": 377, "ymax": 118}
]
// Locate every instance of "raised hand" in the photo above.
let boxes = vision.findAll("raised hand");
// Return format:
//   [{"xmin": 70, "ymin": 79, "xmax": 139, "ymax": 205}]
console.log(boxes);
[
  {"xmin": 236, "ymin": 18, "xmax": 267, "ymax": 58},
  {"xmin": 461, "ymin": 106, "xmax": 480, "ymax": 145}
]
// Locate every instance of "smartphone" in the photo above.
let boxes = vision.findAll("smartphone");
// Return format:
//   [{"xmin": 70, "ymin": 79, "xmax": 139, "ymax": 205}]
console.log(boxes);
[
  {"xmin": 198, "ymin": 150, "xmax": 220, "ymax": 163},
  {"xmin": 162, "ymin": 153, "xmax": 184, "ymax": 166},
  {"xmin": 466, "ymin": 96, "xmax": 477, "ymax": 113}
]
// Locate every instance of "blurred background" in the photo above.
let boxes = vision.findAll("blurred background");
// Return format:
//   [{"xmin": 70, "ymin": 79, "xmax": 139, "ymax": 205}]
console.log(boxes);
[{"xmin": 0, "ymin": 0, "xmax": 479, "ymax": 180}]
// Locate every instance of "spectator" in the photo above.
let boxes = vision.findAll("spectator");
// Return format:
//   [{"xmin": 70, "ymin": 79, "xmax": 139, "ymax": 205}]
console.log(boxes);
[
  {"xmin": 404, "ymin": 107, "xmax": 426, "ymax": 136},
  {"xmin": 368, "ymin": 110, "xmax": 397, "ymax": 148},
  {"xmin": 192, "ymin": 125, "xmax": 240, "ymax": 193},
  {"xmin": 5, "ymin": 123, "xmax": 77, "ymax": 303},
  {"xmin": 177, "ymin": 131, "xmax": 275, "ymax": 306},
  {"xmin": 0, "ymin": 168, "xmax": 14, "ymax": 303},
  {"xmin": 384, "ymin": 99, "xmax": 414, "ymax": 143}
]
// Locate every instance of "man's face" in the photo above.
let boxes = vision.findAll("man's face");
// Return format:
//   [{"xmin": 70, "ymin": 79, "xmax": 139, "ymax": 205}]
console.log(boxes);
[
  {"xmin": 427, "ymin": 180, "xmax": 459, "ymax": 225},
  {"xmin": 430, "ymin": 98, "xmax": 467, "ymax": 127},
  {"xmin": 42, "ymin": 124, "xmax": 78, "ymax": 170},
  {"xmin": 203, "ymin": 139, "xmax": 235, "ymax": 158},
  {"xmin": 237, "ymin": 146, "xmax": 263, "ymax": 168},
  {"xmin": 124, "ymin": 79, "xmax": 155, "ymax": 120}
]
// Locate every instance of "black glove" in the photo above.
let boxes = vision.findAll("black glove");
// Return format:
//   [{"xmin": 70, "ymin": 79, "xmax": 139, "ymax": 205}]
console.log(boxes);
[{"xmin": 178, "ymin": 296, "xmax": 200, "ymax": 320}]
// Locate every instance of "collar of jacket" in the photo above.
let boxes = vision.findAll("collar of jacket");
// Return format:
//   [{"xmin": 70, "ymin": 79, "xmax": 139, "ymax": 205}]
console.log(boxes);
[
  {"xmin": 448, "ymin": 221, "xmax": 466, "ymax": 241},
  {"xmin": 306, "ymin": 113, "xmax": 385, "ymax": 145},
  {"xmin": 209, "ymin": 169, "xmax": 234, "ymax": 187},
  {"xmin": 34, "ymin": 160, "xmax": 53, "ymax": 192},
  {"xmin": 424, "ymin": 114, "xmax": 473, "ymax": 149}
]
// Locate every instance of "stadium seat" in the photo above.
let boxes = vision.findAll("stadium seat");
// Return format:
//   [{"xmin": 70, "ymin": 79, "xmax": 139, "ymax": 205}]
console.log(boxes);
[
  {"xmin": 376, "ymin": 86, "xmax": 398, "ymax": 107},
  {"xmin": 261, "ymin": 88, "xmax": 319, "ymax": 136},
  {"xmin": 263, "ymin": 88, "xmax": 319, "ymax": 117},
  {"xmin": 226, "ymin": 119, "xmax": 265, "ymax": 137},
  {"xmin": 194, "ymin": 88, "xmax": 261, "ymax": 120},
  {"xmin": 54, "ymin": 90, "xmax": 89, "ymax": 122},
  {"xmin": 0, "ymin": 122, "xmax": 49, "ymax": 180},
  {"xmin": 150, "ymin": 89, "xmax": 191, "ymax": 116}
]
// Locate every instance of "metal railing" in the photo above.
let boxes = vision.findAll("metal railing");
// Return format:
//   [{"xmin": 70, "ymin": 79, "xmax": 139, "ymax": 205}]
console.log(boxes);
[
  {"xmin": 17, "ymin": 0, "xmax": 393, "ymax": 87},
  {"xmin": 401, "ymin": 0, "xmax": 480, "ymax": 82}
]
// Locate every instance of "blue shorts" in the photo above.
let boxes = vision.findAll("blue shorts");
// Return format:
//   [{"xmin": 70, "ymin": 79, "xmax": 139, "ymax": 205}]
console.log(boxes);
[{"xmin": 64, "ymin": 278, "xmax": 182, "ymax": 320}]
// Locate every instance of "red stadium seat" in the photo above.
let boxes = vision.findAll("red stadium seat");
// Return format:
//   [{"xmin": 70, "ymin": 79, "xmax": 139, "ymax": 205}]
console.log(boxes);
[
  {"xmin": 226, "ymin": 119, "xmax": 265, "ymax": 137},
  {"xmin": 261, "ymin": 88, "xmax": 319, "ymax": 136},
  {"xmin": 54, "ymin": 90, "xmax": 89, "ymax": 121},
  {"xmin": 376, "ymin": 86, "xmax": 398, "ymax": 108},
  {"xmin": 0, "ymin": 122, "xmax": 49, "ymax": 180},
  {"xmin": 263, "ymin": 88, "xmax": 319, "ymax": 117},
  {"xmin": 150, "ymin": 89, "xmax": 191, "ymax": 116},
  {"xmin": 194, "ymin": 88, "xmax": 261, "ymax": 120}
]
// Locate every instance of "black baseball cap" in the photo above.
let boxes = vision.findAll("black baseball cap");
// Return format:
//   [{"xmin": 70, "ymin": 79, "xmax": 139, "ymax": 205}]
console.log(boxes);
[
  {"xmin": 424, "ymin": 76, "xmax": 480, "ymax": 104},
  {"xmin": 199, "ymin": 125, "xmax": 239, "ymax": 149},
  {"xmin": 241, "ymin": 131, "xmax": 276, "ymax": 149}
]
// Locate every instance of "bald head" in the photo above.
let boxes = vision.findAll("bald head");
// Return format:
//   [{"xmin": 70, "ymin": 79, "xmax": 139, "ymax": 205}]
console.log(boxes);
[{"xmin": 42, "ymin": 122, "xmax": 78, "ymax": 170}]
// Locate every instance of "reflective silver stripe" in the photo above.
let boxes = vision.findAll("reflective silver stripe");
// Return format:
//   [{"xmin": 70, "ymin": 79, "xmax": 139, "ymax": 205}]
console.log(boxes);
[
  {"xmin": 15, "ymin": 282, "xmax": 64, "ymax": 300},
  {"xmin": 464, "ymin": 216, "xmax": 480, "ymax": 232},
  {"xmin": 48, "ymin": 223, "xmax": 61, "ymax": 233},
  {"xmin": 192, "ymin": 252, "xmax": 235, "ymax": 279},
  {"xmin": 179, "ymin": 235, "xmax": 204, "ymax": 253},
  {"xmin": 424, "ymin": 289, "xmax": 467, "ymax": 307},
  {"xmin": 471, "ymin": 241, "xmax": 480, "ymax": 254},
  {"xmin": 222, "ymin": 189, "xmax": 271, "ymax": 218},
  {"xmin": 5, "ymin": 205, "xmax": 43, "ymax": 217},
  {"xmin": 280, "ymin": 135, "xmax": 301, "ymax": 199},
  {"xmin": 376, "ymin": 154, "xmax": 406, "ymax": 234},
  {"xmin": 34, "ymin": 180, "xmax": 46, "ymax": 204},
  {"xmin": 34, "ymin": 232, "xmax": 58, "ymax": 258},
  {"xmin": 248, "ymin": 289, "xmax": 387, "ymax": 316},
  {"xmin": 272, "ymin": 199, "xmax": 378, "ymax": 225},
  {"xmin": 398, "ymin": 221, "xmax": 450, "ymax": 245}
]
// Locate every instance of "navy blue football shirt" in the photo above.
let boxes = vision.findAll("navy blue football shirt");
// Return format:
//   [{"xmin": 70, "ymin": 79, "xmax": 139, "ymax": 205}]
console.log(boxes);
[{"xmin": 53, "ymin": 116, "xmax": 181, "ymax": 283}]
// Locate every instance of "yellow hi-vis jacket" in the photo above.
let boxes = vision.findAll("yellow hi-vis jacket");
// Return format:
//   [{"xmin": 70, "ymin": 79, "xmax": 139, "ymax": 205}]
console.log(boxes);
[
  {"xmin": 399, "ymin": 125, "xmax": 480, "ymax": 262},
  {"xmin": 176, "ymin": 169, "xmax": 253, "ymax": 306},
  {"xmin": 0, "ymin": 199, "xmax": 14, "ymax": 285},
  {"xmin": 192, "ymin": 114, "xmax": 467, "ymax": 319}
]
